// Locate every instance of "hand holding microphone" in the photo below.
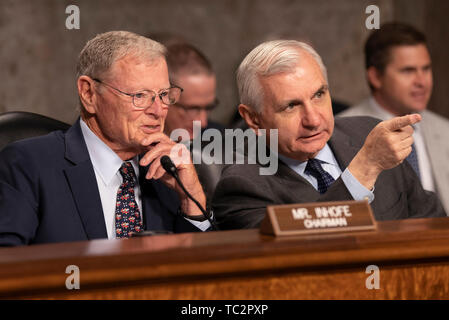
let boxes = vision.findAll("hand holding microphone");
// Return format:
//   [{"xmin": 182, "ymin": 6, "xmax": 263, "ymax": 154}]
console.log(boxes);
[
  {"xmin": 139, "ymin": 133, "xmax": 216, "ymax": 229},
  {"xmin": 161, "ymin": 155, "xmax": 217, "ymax": 229}
]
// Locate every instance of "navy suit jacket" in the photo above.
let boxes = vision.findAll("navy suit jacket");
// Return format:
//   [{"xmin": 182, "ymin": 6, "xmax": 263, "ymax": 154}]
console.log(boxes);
[{"xmin": 0, "ymin": 120, "xmax": 201, "ymax": 246}]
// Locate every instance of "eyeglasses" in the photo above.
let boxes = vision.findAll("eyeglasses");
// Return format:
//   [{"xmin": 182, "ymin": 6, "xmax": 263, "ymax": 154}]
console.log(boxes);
[
  {"xmin": 173, "ymin": 99, "xmax": 219, "ymax": 117},
  {"xmin": 93, "ymin": 78, "xmax": 183, "ymax": 109}
]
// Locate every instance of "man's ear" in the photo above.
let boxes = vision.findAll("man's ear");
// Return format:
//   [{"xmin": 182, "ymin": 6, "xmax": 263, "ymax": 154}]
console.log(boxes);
[
  {"xmin": 239, "ymin": 104, "xmax": 262, "ymax": 135},
  {"xmin": 367, "ymin": 66, "xmax": 383, "ymax": 90},
  {"xmin": 77, "ymin": 76, "xmax": 98, "ymax": 114}
]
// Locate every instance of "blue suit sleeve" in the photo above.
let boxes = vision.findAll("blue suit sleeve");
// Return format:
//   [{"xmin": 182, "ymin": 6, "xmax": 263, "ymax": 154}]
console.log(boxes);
[{"xmin": 0, "ymin": 144, "xmax": 39, "ymax": 246}]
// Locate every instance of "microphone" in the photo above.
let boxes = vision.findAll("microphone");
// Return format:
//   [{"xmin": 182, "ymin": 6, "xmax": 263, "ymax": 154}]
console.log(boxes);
[
  {"xmin": 161, "ymin": 155, "xmax": 179, "ymax": 178},
  {"xmin": 160, "ymin": 155, "xmax": 217, "ymax": 230}
]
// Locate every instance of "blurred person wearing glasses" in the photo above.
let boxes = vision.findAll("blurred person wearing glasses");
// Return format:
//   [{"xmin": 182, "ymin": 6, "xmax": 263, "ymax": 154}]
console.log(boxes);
[
  {"xmin": 163, "ymin": 41, "xmax": 224, "ymax": 140},
  {"xmin": 0, "ymin": 31, "xmax": 213, "ymax": 246},
  {"xmin": 159, "ymin": 40, "xmax": 226, "ymax": 203}
]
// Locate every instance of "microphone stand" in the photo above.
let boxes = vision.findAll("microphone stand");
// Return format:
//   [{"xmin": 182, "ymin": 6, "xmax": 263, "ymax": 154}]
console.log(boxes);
[{"xmin": 161, "ymin": 155, "xmax": 218, "ymax": 230}]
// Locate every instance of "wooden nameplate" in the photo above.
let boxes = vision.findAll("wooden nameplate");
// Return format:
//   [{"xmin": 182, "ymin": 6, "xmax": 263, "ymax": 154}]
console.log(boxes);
[{"xmin": 260, "ymin": 200, "xmax": 376, "ymax": 236}]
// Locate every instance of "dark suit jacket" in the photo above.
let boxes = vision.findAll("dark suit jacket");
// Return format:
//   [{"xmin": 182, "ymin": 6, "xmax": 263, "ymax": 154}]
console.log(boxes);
[
  {"xmin": 0, "ymin": 120, "xmax": 201, "ymax": 246},
  {"xmin": 212, "ymin": 116, "xmax": 446, "ymax": 229}
]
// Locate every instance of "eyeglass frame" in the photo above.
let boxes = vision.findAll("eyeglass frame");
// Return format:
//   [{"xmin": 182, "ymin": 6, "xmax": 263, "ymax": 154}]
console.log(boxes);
[
  {"xmin": 172, "ymin": 99, "xmax": 219, "ymax": 116},
  {"xmin": 92, "ymin": 78, "xmax": 183, "ymax": 109}
]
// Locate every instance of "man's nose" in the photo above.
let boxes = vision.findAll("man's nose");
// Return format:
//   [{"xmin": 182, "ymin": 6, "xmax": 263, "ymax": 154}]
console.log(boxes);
[
  {"xmin": 302, "ymin": 103, "xmax": 320, "ymax": 128},
  {"xmin": 414, "ymin": 69, "xmax": 431, "ymax": 87},
  {"xmin": 146, "ymin": 96, "xmax": 165, "ymax": 117}
]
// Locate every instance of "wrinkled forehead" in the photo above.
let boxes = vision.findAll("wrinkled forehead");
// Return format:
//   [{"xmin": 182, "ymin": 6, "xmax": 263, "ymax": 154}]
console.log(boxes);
[
  {"xmin": 263, "ymin": 50, "xmax": 326, "ymax": 82},
  {"xmin": 105, "ymin": 56, "xmax": 170, "ymax": 92},
  {"xmin": 261, "ymin": 55, "xmax": 327, "ymax": 95},
  {"xmin": 106, "ymin": 55, "xmax": 167, "ymax": 79}
]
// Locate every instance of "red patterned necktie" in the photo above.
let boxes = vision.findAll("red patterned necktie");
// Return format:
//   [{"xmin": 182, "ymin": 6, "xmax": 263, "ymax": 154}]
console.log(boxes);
[{"xmin": 115, "ymin": 162, "xmax": 143, "ymax": 238}]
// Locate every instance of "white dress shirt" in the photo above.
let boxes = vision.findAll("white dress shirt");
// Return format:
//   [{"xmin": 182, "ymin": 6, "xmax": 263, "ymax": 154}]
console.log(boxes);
[
  {"xmin": 80, "ymin": 120, "xmax": 142, "ymax": 239},
  {"xmin": 80, "ymin": 119, "xmax": 210, "ymax": 239},
  {"xmin": 368, "ymin": 97, "xmax": 435, "ymax": 192},
  {"xmin": 279, "ymin": 144, "xmax": 375, "ymax": 203}
]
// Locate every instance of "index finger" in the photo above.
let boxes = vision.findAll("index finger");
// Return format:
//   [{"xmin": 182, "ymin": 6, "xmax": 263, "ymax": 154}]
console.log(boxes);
[
  {"xmin": 141, "ymin": 132, "xmax": 172, "ymax": 147},
  {"xmin": 384, "ymin": 114, "xmax": 422, "ymax": 131}
]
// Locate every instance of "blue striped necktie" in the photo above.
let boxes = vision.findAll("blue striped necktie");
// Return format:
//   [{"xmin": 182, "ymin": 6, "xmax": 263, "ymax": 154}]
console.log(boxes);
[
  {"xmin": 305, "ymin": 158, "xmax": 335, "ymax": 194},
  {"xmin": 406, "ymin": 143, "xmax": 421, "ymax": 179}
]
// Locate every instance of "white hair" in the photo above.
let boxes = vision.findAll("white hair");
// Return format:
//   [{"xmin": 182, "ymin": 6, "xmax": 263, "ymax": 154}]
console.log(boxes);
[
  {"xmin": 237, "ymin": 40, "xmax": 328, "ymax": 112},
  {"xmin": 76, "ymin": 31, "xmax": 166, "ymax": 80}
]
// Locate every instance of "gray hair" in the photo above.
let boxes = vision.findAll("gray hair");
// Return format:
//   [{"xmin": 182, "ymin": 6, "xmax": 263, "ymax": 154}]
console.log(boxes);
[
  {"xmin": 237, "ymin": 40, "xmax": 328, "ymax": 112},
  {"xmin": 76, "ymin": 31, "xmax": 167, "ymax": 80}
]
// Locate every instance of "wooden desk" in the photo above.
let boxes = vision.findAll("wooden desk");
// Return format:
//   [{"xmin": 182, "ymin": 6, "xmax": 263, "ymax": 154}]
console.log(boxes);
[{"xmin": 1, "ymin": 217, "xmax": 449, "ymax": 299}]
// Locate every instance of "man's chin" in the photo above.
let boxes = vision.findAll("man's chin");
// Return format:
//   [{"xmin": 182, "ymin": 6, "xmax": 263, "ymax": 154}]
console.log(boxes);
[
  {"xmin": 282, "ymin": 144, "xmax": 324, "ymax": 161},
  {"xmin": 402, "ymin": 100, "xmax": 428, "ymax": 114},
  {"xmin": 410, "ymin": 104, "xmax": 428, "ymax": 113},
  {"xmin": 298, "ymin": 143, "xmax": 326, "ymax": 157}
]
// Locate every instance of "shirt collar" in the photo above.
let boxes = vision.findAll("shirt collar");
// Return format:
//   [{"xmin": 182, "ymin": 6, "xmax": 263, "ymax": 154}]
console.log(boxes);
[
  {"xmin": 370, "ymin": 96, "xmax": 421, "ymax": 132},
  {"xmin": 278, "ymin": 143, "xmax": 338, "ymax": 174},
  {"xmin": 369, "ymin": 96, "xmax": 394, "ymax": 121},
  {"xmin": 80, "ymin": 119, "xmax": 139, "ymax": 186}
]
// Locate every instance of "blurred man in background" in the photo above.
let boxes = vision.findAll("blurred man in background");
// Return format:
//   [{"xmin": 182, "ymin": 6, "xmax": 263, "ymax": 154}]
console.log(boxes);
[
  {"xmin": 163, "ymin": 41, "xmax": 224, "ymax": 139},
  {"xmin": 340, "ymin": 22, "xmax": 449, "ymax": 214}
]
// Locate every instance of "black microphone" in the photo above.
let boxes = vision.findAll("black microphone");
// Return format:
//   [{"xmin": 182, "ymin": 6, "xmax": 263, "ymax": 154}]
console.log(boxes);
[
  {"xmin": 160, "ymin": 155, "xmax": 217, "ymax": 230},
  {"xmin": 161, "ymin": 155, "xmax": 179, "ymax": 178}
]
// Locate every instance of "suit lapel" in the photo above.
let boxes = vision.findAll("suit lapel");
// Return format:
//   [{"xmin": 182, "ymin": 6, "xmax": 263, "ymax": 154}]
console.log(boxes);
[
  {"xmin": 420, "ymin": 111, "xmax": 449, "ymax": 211},
  {"xmin": 276, "ymin": 159, "xmax": 310, "ymax": 184},
  {"xmin": 138, "ymin": 164, "xmax": 178, "ymax": 230},
  {"xmin": 139, "ymin": 167, "xmax": 159, "ymax": 230},
  {"xmin": 328, "ymin": 122, "xmax": 361, "ymax": 170},
  {"xmin": 63, "ymin": 120, "xmax": 107, "ymax": 239}
]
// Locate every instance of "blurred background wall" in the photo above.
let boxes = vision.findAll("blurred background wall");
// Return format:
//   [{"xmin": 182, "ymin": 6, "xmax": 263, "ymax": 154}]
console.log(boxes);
[{"xmin": 0, "ymin": 0, "xmax": 447, "ymax": 126}]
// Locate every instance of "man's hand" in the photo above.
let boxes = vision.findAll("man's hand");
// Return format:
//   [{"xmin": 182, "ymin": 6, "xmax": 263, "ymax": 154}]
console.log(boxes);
[
  {"xmin": 139, "ymin": 133, "xmax": 206, "ymax": 217},
  {"xmin": 348, "ymin": 114, "xmax": 422, "ymax": 190}
]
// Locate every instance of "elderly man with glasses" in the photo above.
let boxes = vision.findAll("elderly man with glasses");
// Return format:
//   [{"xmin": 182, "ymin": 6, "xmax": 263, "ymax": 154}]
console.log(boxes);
[{"xmin": 0, "ymin": 31, "xmax": 213, "ymax": 246}]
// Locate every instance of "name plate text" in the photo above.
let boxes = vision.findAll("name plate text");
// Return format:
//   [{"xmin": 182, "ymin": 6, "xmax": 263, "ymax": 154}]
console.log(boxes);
[{"xmin": 260, "ymin": 200, "xmax": 376, "ymax": 236}]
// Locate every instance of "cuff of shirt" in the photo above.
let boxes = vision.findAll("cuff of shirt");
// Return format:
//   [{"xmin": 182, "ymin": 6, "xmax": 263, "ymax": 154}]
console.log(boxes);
[
  {"xmin": 184, "ymin": 213, "xmax": 213, "ymax": 231},
  {"xmin": 341, "ymin": 168, "xmax": 375, "ymax": 203}
]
